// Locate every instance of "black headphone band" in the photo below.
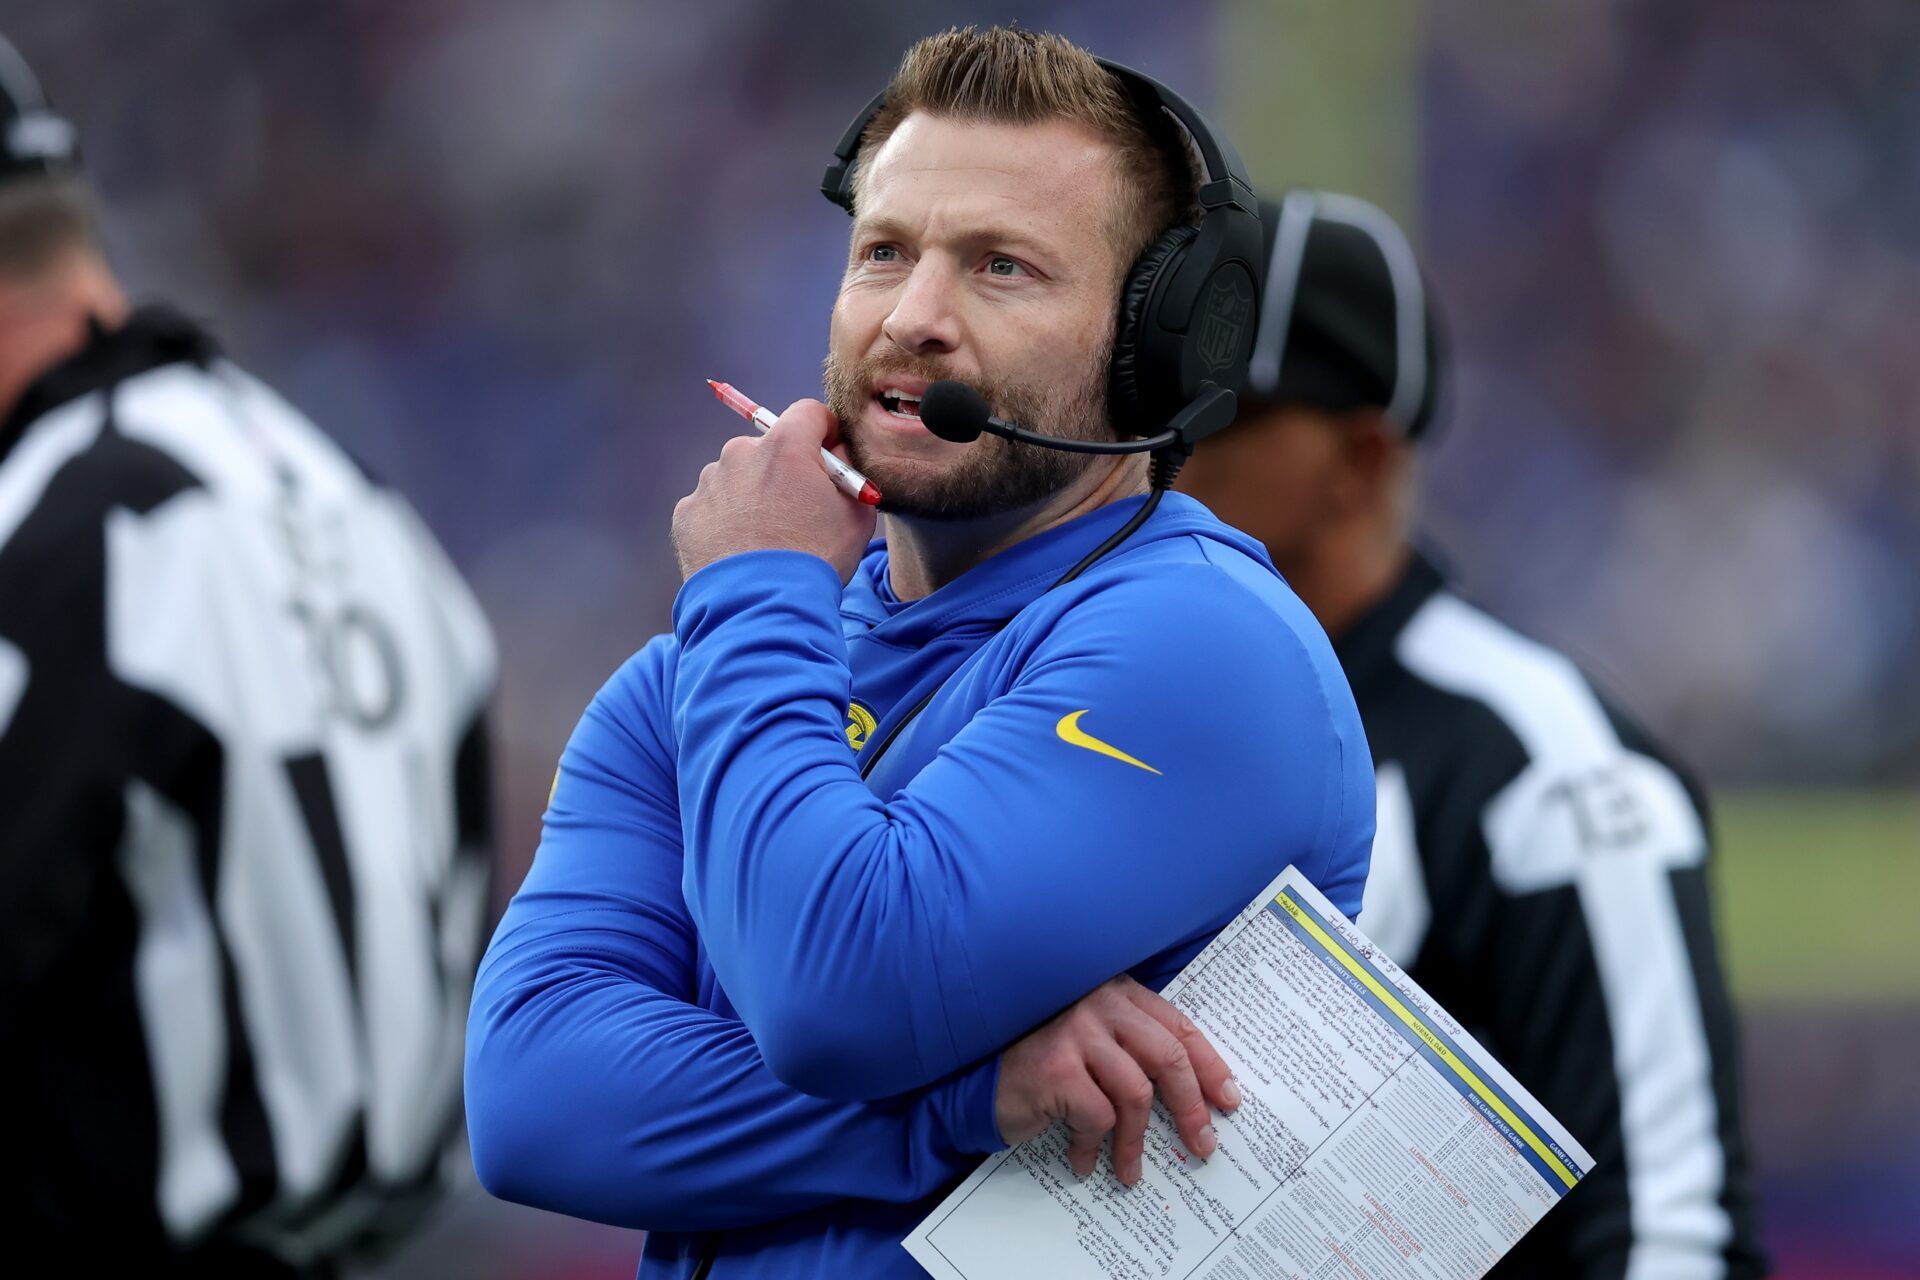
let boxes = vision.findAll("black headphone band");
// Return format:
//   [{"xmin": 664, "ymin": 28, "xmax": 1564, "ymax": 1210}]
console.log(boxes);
[
  {"xmin": 819, "ymin": 88, "xmax": 889, "ymax": 212},
  {"xmin": 1096, "ymin": 60, "xmax": 1258, "ymax": 219},
  {"xmin": 820, "ymin": 57, "xmax": 1256, "ymax": 221}
]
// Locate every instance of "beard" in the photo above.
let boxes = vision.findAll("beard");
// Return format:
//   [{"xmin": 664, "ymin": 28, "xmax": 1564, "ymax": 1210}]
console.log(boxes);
[{"xmin": 821, "ymin": 340, "xmax": 1115, "ymax": 520}]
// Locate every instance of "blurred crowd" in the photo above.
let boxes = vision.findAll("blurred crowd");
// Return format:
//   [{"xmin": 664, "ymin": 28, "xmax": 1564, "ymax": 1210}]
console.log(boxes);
[
  {"xmin": 11, "ymin": 1, "xmax": 1914, "ymax": 858},
  {"xmin": 1418, "ymin": 0, "xmax": 1919, "ymax": 787}
]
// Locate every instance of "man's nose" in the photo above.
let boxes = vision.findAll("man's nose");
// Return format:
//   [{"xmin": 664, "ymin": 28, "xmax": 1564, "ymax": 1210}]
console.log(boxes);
[{"xmin": 882, "ymin": 259, "xmax": 962, "ymax": 355}]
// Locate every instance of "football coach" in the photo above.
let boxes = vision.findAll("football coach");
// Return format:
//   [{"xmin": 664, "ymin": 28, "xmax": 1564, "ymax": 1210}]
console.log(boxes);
[{"xmin": 466, "ymin": 25, "xmax": 1375, "ymax": 1280}]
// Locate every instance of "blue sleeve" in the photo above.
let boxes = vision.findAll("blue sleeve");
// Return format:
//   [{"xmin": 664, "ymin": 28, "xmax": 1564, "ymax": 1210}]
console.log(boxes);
[
  {"xmin": 463, "ymin": 638, "xmax": 1002, "ymax": 1233},
  {"xmin": 670, "ymin": 550, "xmax": 1371, "ymax": 1102}
]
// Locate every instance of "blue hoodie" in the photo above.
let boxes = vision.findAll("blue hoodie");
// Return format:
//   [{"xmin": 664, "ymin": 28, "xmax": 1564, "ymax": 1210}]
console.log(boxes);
[{"xmin": 466, "ymin": 492, "xmax": 1374, "ymax": 1278}]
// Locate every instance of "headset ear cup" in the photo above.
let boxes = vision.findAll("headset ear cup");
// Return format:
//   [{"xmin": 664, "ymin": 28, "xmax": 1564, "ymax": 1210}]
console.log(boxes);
[{"xmin": 1108, "ymin": 225, "xmax": 1197, "ymax": 437}]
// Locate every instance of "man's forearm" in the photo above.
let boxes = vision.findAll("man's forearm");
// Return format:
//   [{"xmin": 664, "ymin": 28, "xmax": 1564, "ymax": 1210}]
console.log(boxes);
[
  {"xmin": 466, "ymin": 920, "xmax": 1001, "ymax": 1232},
  {"xmin": 672, "ymin": 553, "xmax": 1365, "ymax": 1102}
]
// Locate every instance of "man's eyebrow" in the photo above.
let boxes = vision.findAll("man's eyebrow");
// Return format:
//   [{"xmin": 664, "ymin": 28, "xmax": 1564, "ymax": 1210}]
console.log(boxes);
[
  {"xmin": 848, "ymin": 214, "xmax": 915, "ymax": 244},
  {"xmin": 851, "ymin": 215, "xmax": 1063, "ymax": 261}
]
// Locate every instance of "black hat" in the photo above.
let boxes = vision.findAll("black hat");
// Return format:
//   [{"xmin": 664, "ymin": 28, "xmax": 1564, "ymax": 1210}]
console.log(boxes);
[
  {"xmin": 0, "ymin": 34, "xmax": 80, "ymax": 184},
  {"xmin": 1246, "ymin": 189, "xmax": 1443, "ymax": 439}
]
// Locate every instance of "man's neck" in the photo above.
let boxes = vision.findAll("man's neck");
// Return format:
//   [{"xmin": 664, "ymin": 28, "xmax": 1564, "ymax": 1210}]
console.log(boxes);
[
  {"xmin": 1280, "ymin": 523, "xmax": 1412, "ymax": 642},
  {"xmin": 886, "ymin": 454, "xmax": 1149, "ymax": 601},
  {"xmin": 0, "ymin": 252, "xmax": 130, "ymax": 423}
]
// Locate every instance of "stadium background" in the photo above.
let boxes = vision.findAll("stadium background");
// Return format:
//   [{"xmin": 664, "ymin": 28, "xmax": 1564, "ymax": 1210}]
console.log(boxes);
[{"xmin": 4, "ymin": 1, "xmax": 1913, "ymax": 1276}]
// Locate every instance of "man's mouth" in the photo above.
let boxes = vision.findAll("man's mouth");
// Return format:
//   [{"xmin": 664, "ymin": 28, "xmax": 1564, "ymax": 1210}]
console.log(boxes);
[{"xmin": 877, "ymin": 390, "xmax": 923, "ymax": 421}]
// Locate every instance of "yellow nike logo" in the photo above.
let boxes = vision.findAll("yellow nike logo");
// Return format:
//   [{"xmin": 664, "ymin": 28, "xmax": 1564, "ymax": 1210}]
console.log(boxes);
[{"xmin": 1055, "ymin": 710, "xmax": 1162, "ymax": 775}]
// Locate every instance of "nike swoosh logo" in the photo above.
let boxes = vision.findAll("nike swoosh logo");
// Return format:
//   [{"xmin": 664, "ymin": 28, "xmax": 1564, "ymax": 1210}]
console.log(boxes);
[{"xmin": 1055, "ymin": 710, "xmax": 1162, "ymax": 775}]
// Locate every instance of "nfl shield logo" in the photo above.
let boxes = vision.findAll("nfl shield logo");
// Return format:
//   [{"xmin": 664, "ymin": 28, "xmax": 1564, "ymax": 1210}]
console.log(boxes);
[{"xmin": 1195, "ymin": 272, "xmax": 1255, "ymax": 373}]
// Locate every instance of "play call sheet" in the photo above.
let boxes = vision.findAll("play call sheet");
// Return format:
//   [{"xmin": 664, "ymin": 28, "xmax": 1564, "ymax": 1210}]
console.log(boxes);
[{"xmin": 904, "ymin": 866, "xmax": 1593, "ymax": 1280}]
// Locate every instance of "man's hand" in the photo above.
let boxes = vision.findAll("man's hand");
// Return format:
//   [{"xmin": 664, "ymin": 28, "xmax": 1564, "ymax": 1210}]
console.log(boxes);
[
  {"xmin": 995, "ymin": 975, "xmax": 1242, "ymax": 1187},
  {"xmin": 672, "ymin": 400, "xmax": 877, "ymax": 584}
]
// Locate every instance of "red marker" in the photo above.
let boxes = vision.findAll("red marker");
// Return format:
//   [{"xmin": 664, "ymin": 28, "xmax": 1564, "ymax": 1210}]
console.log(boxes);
[{"xmin": 707, "ymin": 379, "xmax": 882, "ymax": 507}]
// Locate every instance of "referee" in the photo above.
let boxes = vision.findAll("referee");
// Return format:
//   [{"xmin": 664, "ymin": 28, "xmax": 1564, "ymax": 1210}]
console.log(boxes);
[
  {"xmin": 0, "ymin": 39, "xmax": 496, "ymax": 1275},
  {"xmin": 1176, "ymin": 189, "xmax": 1769, "ymax": 1278}
]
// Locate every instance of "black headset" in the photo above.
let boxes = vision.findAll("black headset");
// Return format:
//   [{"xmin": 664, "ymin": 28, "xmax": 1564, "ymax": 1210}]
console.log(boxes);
[{"xmin": 819, "ymin": 57, "xmax": 1264, "ymax": 457}]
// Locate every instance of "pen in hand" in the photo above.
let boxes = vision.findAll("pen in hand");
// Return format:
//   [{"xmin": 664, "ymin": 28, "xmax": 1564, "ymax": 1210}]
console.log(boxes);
[{"xmin": 707, "ymin": 379, "xmax": 882, "ymax": 507}]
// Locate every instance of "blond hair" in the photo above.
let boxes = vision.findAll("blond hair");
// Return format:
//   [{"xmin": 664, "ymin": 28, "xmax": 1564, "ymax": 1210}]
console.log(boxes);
[{"xmin": 852, "ymin": 27, "xmax": 1201, "ymax": 277}]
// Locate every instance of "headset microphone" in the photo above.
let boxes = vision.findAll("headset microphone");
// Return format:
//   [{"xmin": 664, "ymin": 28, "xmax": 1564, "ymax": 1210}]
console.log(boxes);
[
  {"xmin": 920, "ymin": 379, "xmax": 1174, "ymax": 452},
  {"xmin": 918, "ymin": 378, "xmax": 1237, "ymax": 458},
  {"xmin": 913, "ymin": 381, "xmax": 990, "ymax": 444}
]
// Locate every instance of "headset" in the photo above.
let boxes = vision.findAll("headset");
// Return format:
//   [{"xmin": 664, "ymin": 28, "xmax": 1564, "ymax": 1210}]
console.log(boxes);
[{"xmin": 819, "ymin": 57, "xmax": 1265, "ymax": 473}]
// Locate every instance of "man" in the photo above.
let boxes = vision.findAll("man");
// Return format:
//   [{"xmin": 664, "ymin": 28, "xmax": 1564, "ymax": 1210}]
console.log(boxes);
[
  {"xmin": 1176, "ymin": 188, "xmax": 1768, "ymax": 1278},
  {"xmin": 0, "ymin": 39, "xmax": 496, "ymax": 1275},
  {"xmin": 466, "ymin": 27, "xmax": 1374, "ymax": 1279}
]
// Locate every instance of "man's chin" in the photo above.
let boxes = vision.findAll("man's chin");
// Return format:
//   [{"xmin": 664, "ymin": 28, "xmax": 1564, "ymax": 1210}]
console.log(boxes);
[
  {"xmin": 848, "ymin": 455, "xmax": 996, "ymax": 521},
  {"xmin": 845, "ymin": 424, "xmax": 970, "ymax": 489},
  {"xmin": 851, "ymin": 448, "xmax": 1089, "ymax": 522}
]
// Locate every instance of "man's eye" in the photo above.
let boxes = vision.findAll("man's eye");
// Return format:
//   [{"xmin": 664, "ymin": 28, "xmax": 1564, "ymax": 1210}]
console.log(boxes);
[
  {"xmin": 867, "ymin": 245, "xmax": 900, "ymax": 263},
  {"xmin": 986, "ymin": 256, "xmax": 1027, "ymax": 277}
]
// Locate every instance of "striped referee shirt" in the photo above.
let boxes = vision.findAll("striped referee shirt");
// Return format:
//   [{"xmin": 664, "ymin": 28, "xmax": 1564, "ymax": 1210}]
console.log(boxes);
[
  {"xmin": 0, "ymin": 307, "xmax": 496, "ymax": 1271},
  {"xmin": 1347, "ymin": 550, "xmax": 1766, "ymax": 1278}
]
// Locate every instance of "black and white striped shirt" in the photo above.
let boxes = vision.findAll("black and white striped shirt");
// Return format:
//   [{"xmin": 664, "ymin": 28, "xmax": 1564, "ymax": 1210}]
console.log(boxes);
[
  {"xmin": 1346, "ymin": 551, "xmax": 1766, "ymax": 1279},
  {"xmin": 0, "ymin": 308, "xmax": 495, "ymax": 1272}
]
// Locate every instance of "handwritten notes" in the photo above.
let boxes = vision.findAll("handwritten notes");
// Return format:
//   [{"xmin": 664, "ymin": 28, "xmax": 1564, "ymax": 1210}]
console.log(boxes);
[{"xmin": 904, "ymin": 867, "xmax": 1592, "ymax": 1280}]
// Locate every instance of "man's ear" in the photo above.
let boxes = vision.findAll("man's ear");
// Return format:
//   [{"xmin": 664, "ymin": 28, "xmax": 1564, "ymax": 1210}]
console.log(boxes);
[{"xmin": 1329, "ymin": 407, "xmax": 1403, "ymax": 511}]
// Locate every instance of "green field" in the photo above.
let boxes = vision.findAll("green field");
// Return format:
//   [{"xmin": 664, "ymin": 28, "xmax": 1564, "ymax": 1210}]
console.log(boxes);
[{"xmin": 1713, "ymin": 791, "xmax": 1920, "ymax": 1004}]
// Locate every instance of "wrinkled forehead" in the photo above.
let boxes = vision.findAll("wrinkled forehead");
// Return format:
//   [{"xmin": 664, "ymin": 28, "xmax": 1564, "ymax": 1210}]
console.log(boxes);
[{"xmin": 854, "ymin": 113, "xmax": 1124, "ymax": 263}]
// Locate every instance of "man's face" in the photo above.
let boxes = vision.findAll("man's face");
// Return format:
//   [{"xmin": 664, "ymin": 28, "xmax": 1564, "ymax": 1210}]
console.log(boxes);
[{"xmin": 824, "ymin": 113, "xmax": 1129, "ymax": 519}]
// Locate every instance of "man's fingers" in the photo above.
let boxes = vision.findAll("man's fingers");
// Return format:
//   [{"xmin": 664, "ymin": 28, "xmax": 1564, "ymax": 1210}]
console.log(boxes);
[
  {"xmin": 1057, "ymin": 1068, "xmax": 1117, "ymax": 1179},
  {"xmin": 1113, "ymin": 1009, "xmax": 1215, "ymax": 1160},
  {"xmin": 1084, "ymin": 1039, "xmax": 1155, "ymax": 1186},
  {"xmin": 1124, "ymin": 981, "xmax": 1241, "ymax": 1115},
  {"xmin": 817, "ymin": 406, "xmax": 848, "ymax": 451},
  {"xmin": 768, "ymin": 398, "xmax": 835, "ymax": 451}
]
